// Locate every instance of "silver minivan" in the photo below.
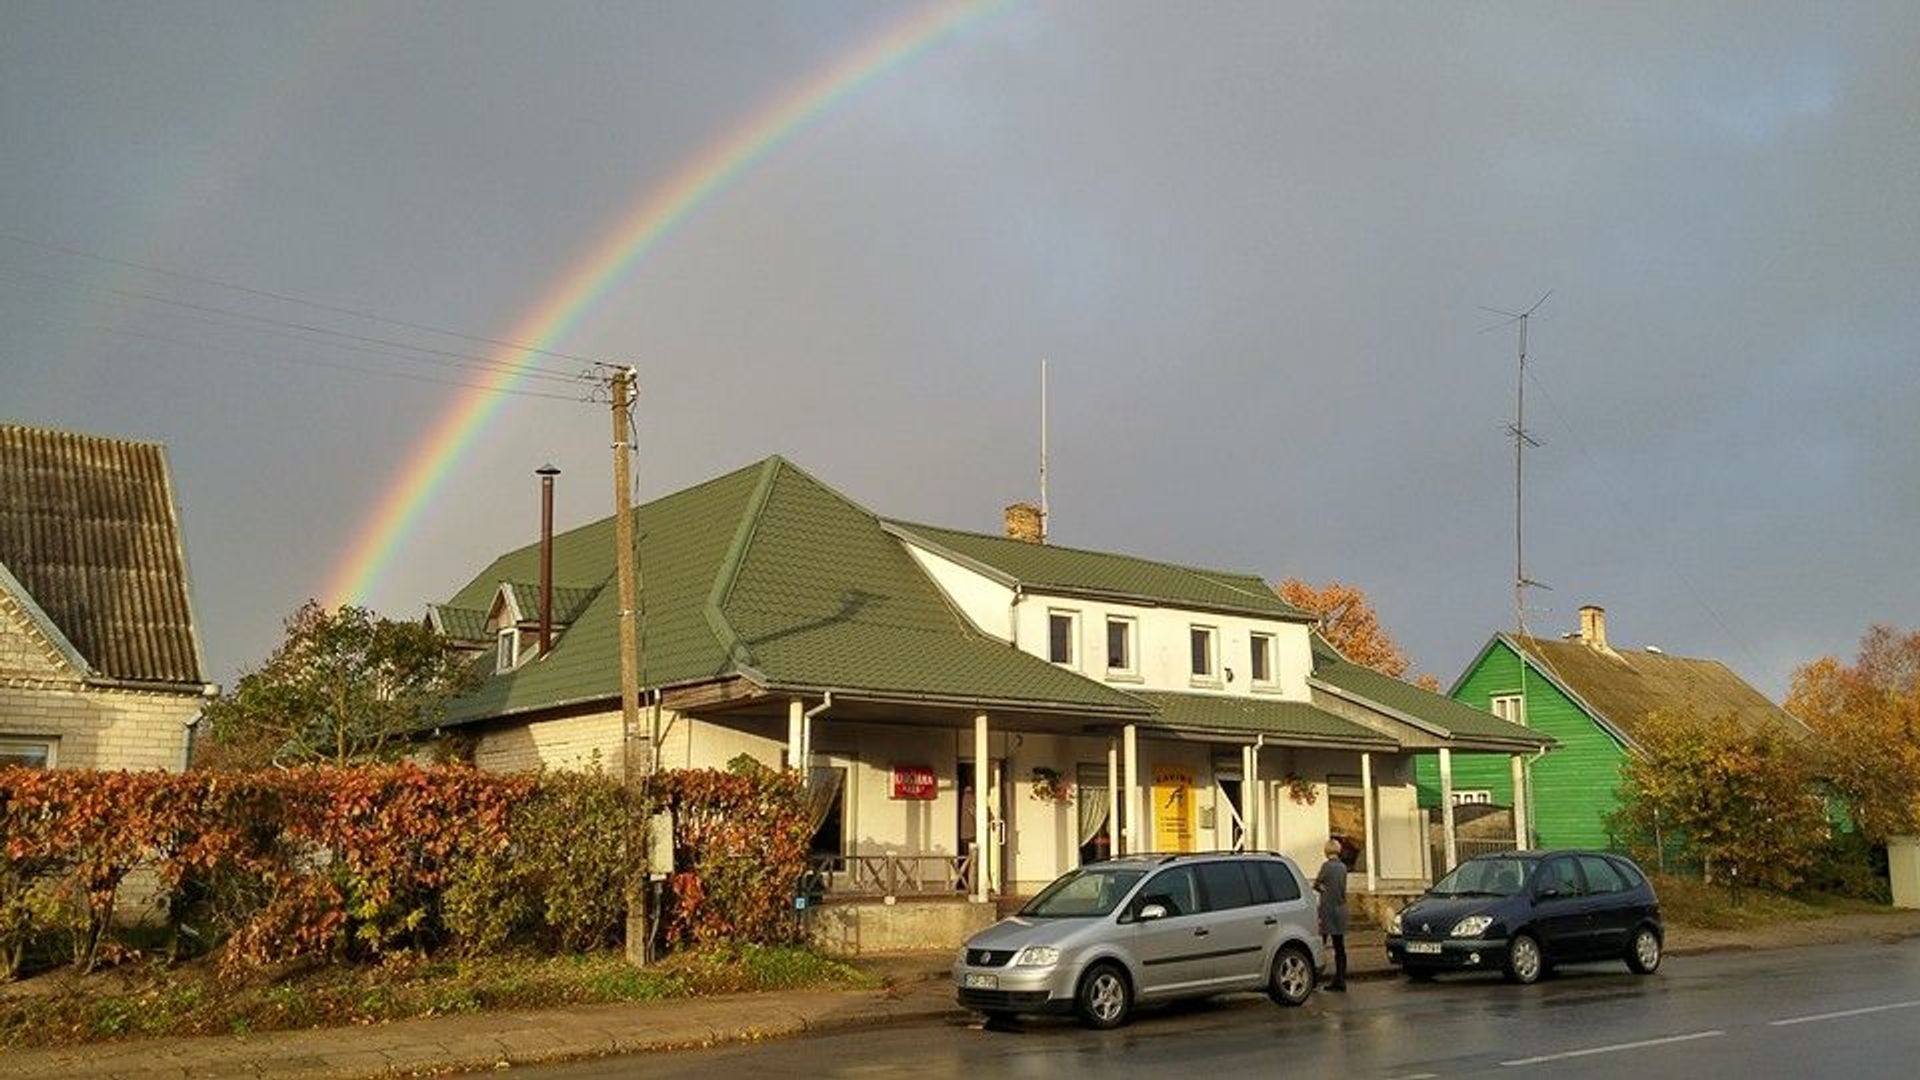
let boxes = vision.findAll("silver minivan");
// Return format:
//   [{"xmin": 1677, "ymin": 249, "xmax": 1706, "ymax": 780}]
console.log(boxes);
[{"xmin": 952, "ymin": 852, "xmax": 1324, "ymax": 1028}]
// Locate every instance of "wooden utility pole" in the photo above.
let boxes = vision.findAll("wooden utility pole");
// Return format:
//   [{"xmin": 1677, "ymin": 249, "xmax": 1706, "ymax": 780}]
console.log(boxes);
[{"xmin": 609, "ymin": 366, "xmax": 649, "ymax": 966}]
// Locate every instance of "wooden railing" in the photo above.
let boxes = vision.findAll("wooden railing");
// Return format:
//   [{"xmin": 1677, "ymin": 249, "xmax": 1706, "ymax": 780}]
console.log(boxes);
[{"xmin": 805, "ymin": 850, "xmax": 975, "ymax": 899}]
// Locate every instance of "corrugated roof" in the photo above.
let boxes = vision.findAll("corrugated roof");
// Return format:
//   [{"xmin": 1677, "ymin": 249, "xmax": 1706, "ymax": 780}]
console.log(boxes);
[
  {"xmin": 1505, "ymin": 634, "xmax": 1806, "ymax": 745},
  {"xmin": 884, "ymin": 520, "xmax": 1311, "ymax": 620},
  {"xmin": 1308, "ymin": 634, "xmax": 1550, "ymax": 747},
  {"xmin": 1131, "ymin": 690, "xmax": 1395, "ymax": 747},
  {"xmin": 0, "ymin": 424, "xmax": 204, "ymax": 684}
]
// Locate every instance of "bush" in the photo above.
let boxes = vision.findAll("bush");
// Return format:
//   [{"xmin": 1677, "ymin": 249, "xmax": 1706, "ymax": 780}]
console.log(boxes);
[{"xmin": 653, "ymin": 767, "xmax": 810, "ymax": 948}]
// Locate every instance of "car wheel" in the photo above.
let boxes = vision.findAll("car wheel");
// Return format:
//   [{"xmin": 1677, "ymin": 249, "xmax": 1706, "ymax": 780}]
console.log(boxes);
[
  {"xmin": 1504, "ymin": 932, "xmax": 1544, "ymax": 985},
  {"xmin": 1627, "ymin": 926, "xmax": 1662, "ymax": 974},
  {"xmin": 1268, "ymin": 945, "xmax": 1316, "ymax": 1006},
  {"xmin": 1077, "ymin": 963, "xmax": 1132, "ymax": 1029}
]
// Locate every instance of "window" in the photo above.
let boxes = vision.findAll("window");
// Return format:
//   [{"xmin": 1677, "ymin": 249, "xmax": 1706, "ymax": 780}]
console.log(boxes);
[
  {"xmin": 1133, "ymin": 866, "xmax": 1203, "ymax": 918},
  {"xmin": 1189, "ymin": 626, "xmax": 1218, "ymax": 682},
  {"xmin": 0, "ymin": 736, "xmax": 55, "ymax": 769},
  {"xmin": 1578, "ymin": 855, "xmax": 1629, "ymax": 894},
  {"xmin": 1105, "ymin": 617, "xmax": 1137, "ymax": 675},
  {"xmin": 1197, "ymin": 861, "xmax": 1255, "ymax": 910},
  {"xmin": 1249, "ymin": 633, "xmax": 1275, "ymax": 685},
  {"xmin": 1449, "ymin": 790, "xmax": 1494, "ymax": 806},
  {"xmin": 1048, "ymin": 610, "xmax": 1078, "ymax": 667},
  {"xmin": 1254, "ymin": 860, "xmax": 1303, "ymax": 903},
  {"xmin": 1491, "ymin": 694, "xmax": 1526, "ymax": 725},
  {"xmin": 806, "ymin": 765, "xmax": 849, "ymax": 859},
  {"xmin": 495, "ymin": 629, "xmax": 518, "ymax": 673},
  {"xmin": 1540, "ymin": 857, "xmax": 1585, "ymax": 897},
  {"xmin": 1609, "ymin": 857, "xmax": 1647, "ymax": 889}
]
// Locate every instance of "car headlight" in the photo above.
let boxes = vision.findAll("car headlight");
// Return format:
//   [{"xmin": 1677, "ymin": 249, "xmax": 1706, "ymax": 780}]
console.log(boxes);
[
  {"xmin": 1450, "ymin": 915, "xmax": 1494, "ymax": 938},
  {"xmin": 1388, "ymin": 911, "xmax": 1403, "ymax": 935},
  {"xmin": 1015, "ymin": 945, "xmax": 1061, "ymax": 967}
]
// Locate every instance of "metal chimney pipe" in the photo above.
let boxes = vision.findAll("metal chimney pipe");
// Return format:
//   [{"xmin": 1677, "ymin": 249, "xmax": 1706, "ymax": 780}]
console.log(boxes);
[{"xmin": 537, "ymin": 464, "xmax": 560, "ymax": 655}]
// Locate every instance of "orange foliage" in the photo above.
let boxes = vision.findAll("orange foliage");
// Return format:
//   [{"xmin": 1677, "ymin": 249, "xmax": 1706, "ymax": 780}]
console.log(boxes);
[
  {"xmin": 1274, "ymin": 578, "xmax": 1410, "ymax": 678},
  {"xmin": 1787, "ymin": 625, "xmax": 1920, "ymax": 841}
]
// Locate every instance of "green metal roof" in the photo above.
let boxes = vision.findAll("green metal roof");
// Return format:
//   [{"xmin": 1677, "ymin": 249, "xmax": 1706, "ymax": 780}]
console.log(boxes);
[
  {"xmin": 428, "ymin": 604, "xmax": 489, "ymax": 643},
  {"xmin": 439, "ymin": 457, "xmax": 1150, "ymax": 724},
  {"xmin": 884, "ymin": 520, "xmax": 1312, "ymax": 620},
  {"xmin": 1130, "ymin": 690, "xmax": 1395, "ymax": 748},
  {"xmin": 499, "ymin": 582, "xmax": 602, "ymax": 625},
  {"xmin": 1308, "ymin": 634, "xmax": 1551, "ymax": 748}
]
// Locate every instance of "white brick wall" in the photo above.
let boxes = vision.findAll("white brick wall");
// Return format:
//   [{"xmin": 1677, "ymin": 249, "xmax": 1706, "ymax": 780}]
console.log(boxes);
[{"xmin": 474, "ymin": 710, "xmax": 628, "ymax": 774}]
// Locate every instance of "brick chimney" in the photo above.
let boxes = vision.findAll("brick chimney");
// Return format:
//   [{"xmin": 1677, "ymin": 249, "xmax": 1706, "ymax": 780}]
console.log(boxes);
[
  {"xmin": 1578, "ymin": 605, "xmax": 1608, "ymax": 651},
  {"xmin": 1003, "ymin": 502, "xmax": 1044, "ymax": 544}
]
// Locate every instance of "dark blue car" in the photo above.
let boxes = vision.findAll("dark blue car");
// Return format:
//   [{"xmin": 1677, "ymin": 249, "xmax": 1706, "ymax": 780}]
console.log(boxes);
[{"xmin": 1385, "ymin": 850, "xmax": 1663, "ymax": 985}]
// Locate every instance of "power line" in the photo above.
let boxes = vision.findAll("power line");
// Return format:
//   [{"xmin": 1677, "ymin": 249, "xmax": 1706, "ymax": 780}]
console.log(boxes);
[
  {"xmin": 0, "ymin": 230, "xmax": 602, "ymax": 365},
  {"xmin": 0, "ymin": 261, "xmax": 587, "ymax": 386}
]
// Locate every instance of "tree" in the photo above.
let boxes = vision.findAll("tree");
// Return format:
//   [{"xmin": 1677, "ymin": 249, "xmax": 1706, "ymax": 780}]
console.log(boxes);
[
  {"xmin": 1274, "ymin": 578, "xmax": 1410, "ymax": 678},
  {"xmin": 1614, "ymin": 708, "xmax": 1828, "ymax": 891},
  {"xmin": 1787, "ymin": 625, "xmax": 1920, "ymax": 843},
  {"xmin": 197, "ymin": 602, "xmax": 478, "ymax": 768}
]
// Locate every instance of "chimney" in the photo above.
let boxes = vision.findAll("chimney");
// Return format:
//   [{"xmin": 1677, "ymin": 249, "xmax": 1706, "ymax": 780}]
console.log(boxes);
[
  {"xmin": 1578, "ymin": 605, "xmax": 1608, "ymax": 651},
  {"xmin": 537, "ymin": 464, "xmax": 560, "ymax": 655},
  {"xmin": 1003, "ymin": 502, "xmax": 1044, "ymax": 544}
]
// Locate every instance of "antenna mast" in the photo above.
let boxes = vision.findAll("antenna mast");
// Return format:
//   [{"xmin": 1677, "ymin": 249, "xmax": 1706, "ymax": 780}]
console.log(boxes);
[
  {"xmin": 1039, "ymin": 358, "xmax": 1049, "ymax": 543},
  {"xmin": 1480, "ymin": 292, "xmax": 1551, "ymax": 635}
]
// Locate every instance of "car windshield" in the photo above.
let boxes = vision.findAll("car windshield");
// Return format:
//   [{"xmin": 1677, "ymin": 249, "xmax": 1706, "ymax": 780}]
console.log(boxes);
[
  {"xmin": 1430, "ymin": 856, "xmax": 1531, "ymax": 897},
  {"xmin": 1020, "ymin": 867, "xmax": 1147, "ymax": 918}
]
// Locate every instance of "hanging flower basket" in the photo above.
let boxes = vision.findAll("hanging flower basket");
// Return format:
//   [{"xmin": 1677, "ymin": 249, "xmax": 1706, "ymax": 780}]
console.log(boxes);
[
  {"xmin": 1284, "ymin": 772, "xmax": 1318, "ymax": 805},
  {"xmin": 1029, "ymin": 766, "xmax": 1075, "ymax": 804}
]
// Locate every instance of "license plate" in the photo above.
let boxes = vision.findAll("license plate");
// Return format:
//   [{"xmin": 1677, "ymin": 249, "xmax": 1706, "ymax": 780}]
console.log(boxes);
[
  {"xmin": 963, "ymin": 973, "xmax": 999, "ymax": 989},
  {"xmin": 1406, "ymin": 941, "xmax": 1443, "ymax": 955}
]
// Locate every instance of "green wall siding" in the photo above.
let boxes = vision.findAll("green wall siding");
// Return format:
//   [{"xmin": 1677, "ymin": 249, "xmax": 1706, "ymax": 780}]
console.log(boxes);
[{"xmin": 1417, "ymin": 640, "xmax": 1630, "ymax": 849}]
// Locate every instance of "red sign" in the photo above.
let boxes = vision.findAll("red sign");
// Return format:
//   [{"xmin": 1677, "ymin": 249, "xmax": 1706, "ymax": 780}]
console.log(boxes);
[{"xmin": 891, "ymin": 764, "xmax": 937, "ymax": 800}]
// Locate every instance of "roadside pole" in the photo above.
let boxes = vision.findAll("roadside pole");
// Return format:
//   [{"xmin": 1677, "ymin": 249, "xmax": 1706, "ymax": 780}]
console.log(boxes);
[{"xmin": 610, "ymin": 366, "xmax": 650, "ymax": 965}]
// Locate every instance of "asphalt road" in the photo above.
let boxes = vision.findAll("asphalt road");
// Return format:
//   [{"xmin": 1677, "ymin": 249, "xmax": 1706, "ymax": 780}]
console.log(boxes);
[{"xmin": 515, "ymin": 938, "xmax": 1920, "ymax": 1079}]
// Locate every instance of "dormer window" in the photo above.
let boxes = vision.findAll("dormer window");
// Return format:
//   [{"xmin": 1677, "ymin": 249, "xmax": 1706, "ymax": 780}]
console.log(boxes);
[{"xmin": 496, "ymin": 628, "xmax": 519, "ymax": 673}]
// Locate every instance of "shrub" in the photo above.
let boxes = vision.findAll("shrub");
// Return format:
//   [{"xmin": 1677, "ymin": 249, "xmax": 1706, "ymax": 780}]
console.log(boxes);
[{"xmin": 652, "ymin": 768, "xmax": 810, "ymax": 947}]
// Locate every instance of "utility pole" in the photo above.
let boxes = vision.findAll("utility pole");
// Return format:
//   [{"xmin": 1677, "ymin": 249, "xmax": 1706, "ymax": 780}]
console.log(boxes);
[{"xmin": 608, "ymin": 366, "xmax": 649, "ymax": 966}]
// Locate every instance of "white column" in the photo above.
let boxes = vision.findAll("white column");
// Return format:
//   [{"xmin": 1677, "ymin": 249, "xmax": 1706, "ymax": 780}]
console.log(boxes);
[
  {"xmin": 1122, "ymin": 723, "xmax": 1139, "ymax": 855},
  {"xmin": 1106, "ymin": 738, "xmax": 1120, "ymax": 860},
  {"xmin": 1247, "ymin": 743, "xmax": 1262, "ymax": 851},
  {"xmin": 1361, "ymin": 752, "xmax": 1378, "ymax": 892},
  {"xmin": 1439, "ymin": 747, "xmax": 1458, "ymax": 873},
  {"xmin": 786, "ymin": 697, "xmax": 803, "ymax": 771},
  {"xmin": 973, "ymin": 712, "xmax": 990, "ymax": 902},
  {"xmin": 1511, "ymin": 754, "xmax": 1529, "ymax": 850}
]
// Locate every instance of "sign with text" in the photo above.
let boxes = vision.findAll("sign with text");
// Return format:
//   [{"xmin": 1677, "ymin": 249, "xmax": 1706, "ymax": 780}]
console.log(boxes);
[
  {"xmin": 1152, "ymin": 766, "xmax": 1195, "ymax": 852},
  {"xmin": 891, "ymin": 764, "xmax": 937, "ymax": 800}
]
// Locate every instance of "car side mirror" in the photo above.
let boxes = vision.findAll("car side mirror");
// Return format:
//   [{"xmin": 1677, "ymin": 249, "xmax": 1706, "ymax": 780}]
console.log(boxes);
[
  {"xmin": 1138, "ymin": 903, "xmax": 1168, "ymax": 921},
  {"xmin": 1535, "ymin": 886, "xmax": 1562, "ymax": 901}
]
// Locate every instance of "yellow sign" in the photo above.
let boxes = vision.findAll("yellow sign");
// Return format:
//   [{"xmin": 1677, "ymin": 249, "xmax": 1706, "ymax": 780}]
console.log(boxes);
[{"xmin": 1152, "ymin": 766, "xmax": 1195, "ymax": 852}]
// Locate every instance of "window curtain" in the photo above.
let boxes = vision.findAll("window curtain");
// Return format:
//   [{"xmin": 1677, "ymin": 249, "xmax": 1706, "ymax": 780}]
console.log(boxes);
[
  {"xmin": 805, "ymin": 766, "xmax": 843, "ymax": 835},
  {"xmin": 1076, "ymin": 765, "xmax": 1110, "ymax": 847}
]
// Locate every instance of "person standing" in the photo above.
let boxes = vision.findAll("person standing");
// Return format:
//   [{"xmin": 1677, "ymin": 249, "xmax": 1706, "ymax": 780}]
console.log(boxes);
[{"xmin": 1313, "ymin": 839, "xmax": 1349, "ymax": 991}]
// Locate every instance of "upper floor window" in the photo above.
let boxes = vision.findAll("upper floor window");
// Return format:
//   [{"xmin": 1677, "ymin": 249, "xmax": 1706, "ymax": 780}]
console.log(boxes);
[
  {"xmin": 1106, "ymin": 616, "xmax": 1137, "ymax": 676},
  {"xmin": 1048, "ymin": 610, "xmax": 1078, "ymax": 667},
  {"xmin": 0, "ymin": 736, "xmax": 54, "ymax": 769},
  {"xmin": 1249, "ymin": 633, "xmax": 1275, "ymax": 686},
  {"xmin": 496, "ymin": 628, "xmax": 519, "ymax": 673},
  {"xmin": 1190, "ymin": 625, "xmax": 1218, "ymax": 682},
  {"xmin": 1491, "ymin": 693, "xmax": 1525, "ymax": 725}
]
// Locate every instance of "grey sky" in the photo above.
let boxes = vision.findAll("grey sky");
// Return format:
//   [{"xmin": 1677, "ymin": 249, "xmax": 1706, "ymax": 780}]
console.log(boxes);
[{"xmin": 3, "ymin": 1, "xmax": 1915, "ymax": 697}]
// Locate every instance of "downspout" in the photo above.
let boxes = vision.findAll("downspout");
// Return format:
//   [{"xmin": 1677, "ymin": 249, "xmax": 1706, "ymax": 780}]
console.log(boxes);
[
  {"xmin": 1007, "ymin": 584, "xmax": 1023, "ymax": 646},
  {"xmin": 800, "ymin": 691, "xmax": 833, "ymax": 771}
]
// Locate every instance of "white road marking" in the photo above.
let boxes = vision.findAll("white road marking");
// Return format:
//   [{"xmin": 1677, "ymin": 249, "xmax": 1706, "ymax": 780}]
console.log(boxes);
[
  {"xmin": 1500, "ymin": 1030, "xmax": 1724, "ymax": 1067},
  {"xmin": 1768, "ymin": 999, "xmax": 1920, "ymax": 1027}
]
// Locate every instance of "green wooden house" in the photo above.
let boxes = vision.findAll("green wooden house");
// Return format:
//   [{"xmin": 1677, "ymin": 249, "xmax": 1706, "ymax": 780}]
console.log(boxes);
[{"xmin": 1421, "ymin": 605, "xmax": 1808, "ymax": 850}]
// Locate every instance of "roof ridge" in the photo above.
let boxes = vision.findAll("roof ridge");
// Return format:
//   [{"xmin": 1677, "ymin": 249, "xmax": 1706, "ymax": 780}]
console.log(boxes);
[
  {"xmin": 0, "ymin": 422, "xmax": 167, "ymax": 449},
  {"xmin": 703, "ymin": 457, "xmax": 784, "ymax": 672},
  {"xmin": 884, "ymin": 517, "xmax": 1272, "ymax": 585}
]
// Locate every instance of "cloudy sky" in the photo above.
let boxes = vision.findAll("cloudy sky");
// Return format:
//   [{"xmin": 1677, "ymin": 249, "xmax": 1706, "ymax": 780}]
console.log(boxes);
[{"xmin": 4, "ymin": 1, "xmax": 1915, "ymax": 696}]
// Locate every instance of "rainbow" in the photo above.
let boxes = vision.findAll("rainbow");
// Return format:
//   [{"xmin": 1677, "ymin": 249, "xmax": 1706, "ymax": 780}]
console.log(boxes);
[{"xmin": 322, "ymin": 0, "xmax": 1009, "ymax": 607}]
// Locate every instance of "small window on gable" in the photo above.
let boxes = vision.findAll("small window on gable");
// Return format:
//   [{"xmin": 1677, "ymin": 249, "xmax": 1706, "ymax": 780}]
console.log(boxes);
[
  {"xmin": 1106, "ymin": 617, "xmax": 1136, "ymax": 675},
  {"xmin": 1048, "ymin": 610, "xmax": 1078, "ymax": 667},
  {"xmin": 1249, "ymin": 633, "xmax": 1275, "ymax": 685},
  {"xmin": 1491, "ymin": 694, "xmax": 1526, "ymax": 726},
  {"xmin": 1190, "ymin": 626, "xmax": 1218, "ymax": 682},
  {"xmin": 496, "ymin": 629, "xmax": 518, "ymax": 673}
]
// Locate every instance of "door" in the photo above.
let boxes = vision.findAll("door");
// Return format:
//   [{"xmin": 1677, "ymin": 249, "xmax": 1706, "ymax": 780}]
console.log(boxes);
[
  {"xmin": 1326, "ymin": 788, "xmax": 1368, "ymax": 871},
  {"xmin": 1127, "ymin": 865, "xmax": 1216, "ymax": 996},
  {"xmin": 1577, "ymin": 855, "xmax": 1636, "ymax": 955},
  {"xmin": 1530, "ymin": 856, "xmax": 1593, "ymax": 959},
  {"xmin": 957, "ymin": 759, "xmax": 1007, "ymax": 894},
  {"xmin": 1216, "ymin": 775, "xmax": 1246, "ymax": 852},
  {"xmin": 1194, "ymin": 861, "xmax": 1271, "ymax": 986}
]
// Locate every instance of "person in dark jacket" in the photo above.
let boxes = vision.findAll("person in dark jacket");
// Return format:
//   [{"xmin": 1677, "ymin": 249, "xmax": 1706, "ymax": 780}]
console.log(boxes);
[{"xmin": 1313, "ymin": 839, "xmax": 1349, "ymax": 991}]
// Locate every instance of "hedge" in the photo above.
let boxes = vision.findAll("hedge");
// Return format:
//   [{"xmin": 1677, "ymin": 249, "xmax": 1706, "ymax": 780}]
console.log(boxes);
[{"xmin": 0, "ymin": 764, "xmax": 809, "ymax": 979}]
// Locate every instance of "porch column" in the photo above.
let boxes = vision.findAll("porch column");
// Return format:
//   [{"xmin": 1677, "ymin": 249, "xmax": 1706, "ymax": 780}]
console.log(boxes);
[
  {"xmin": 1106, "ymin": 739, "xmax": 1120, "ymax": 860},
  {"xmin": 1122, "ymin": 723, "xmax": 1140, "ymax": 855},
  {"xmin": 1361, "ymin": 752, "xmax": 1378, "ymax": 892},
  {"xmin": 1510, "ymin": 753, "xmax": 1529, "ymax": 850},
  {"xmin": 973, "ymin": 712, "xmax": 990, "ymax": 902},
  {"xmin": 1438, "ymin": 747, "xmax": 1458, "ymax": 873},
  {"xmin": 786, "ymin": 697, "xmax": 803, "ymax": 771},
  {"xmin": 1237, "ymin": 745, "xmax": 1254, "ymax": 852},
  {"xmin": 1247, "ymin": 742, "xmax": 1262, "ymax": 850}
]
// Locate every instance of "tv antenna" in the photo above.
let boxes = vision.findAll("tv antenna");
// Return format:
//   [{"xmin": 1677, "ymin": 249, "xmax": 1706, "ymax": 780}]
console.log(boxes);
[
  {"xmin": 1480, "ymin": 291, "xmax": 1552, "ymax": 635},
  {"xmin": 1039, "ymin": 358, "xmax": 1050, "ymax": 543}
]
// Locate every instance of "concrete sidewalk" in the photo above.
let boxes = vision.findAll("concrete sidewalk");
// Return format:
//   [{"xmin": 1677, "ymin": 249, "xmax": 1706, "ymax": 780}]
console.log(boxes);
[{"xmin": 7, "ymin": 913, "xmax": 1916, "ymax": 1080}]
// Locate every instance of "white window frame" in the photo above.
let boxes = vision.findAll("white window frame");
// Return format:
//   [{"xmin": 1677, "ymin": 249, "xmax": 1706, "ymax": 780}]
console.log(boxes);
[
  {"xmin": 1189, "ymin": 624, "xmax": 1220, "ymax": 686},
  {"xmin": 1249, "ymin": 632, "xmax": 1277, "ymax": 689},
  {"xmin": 496, "ymin": 628, "xmax": 519, "ymax": 673},
  {"xmin": 1105, "ymin": 616, "xmax": 1139, "ymax": 679},
  {"xmin": 1047, "ymin": 609, "xmax": 1080, "ymax": 669},
  {"xmin": 0, "ymin": 735, "xmax": 57, "ymax": 769},
  {"xmin": 1490, "ymin": 693, "xmax": 1526, "ymax": 726},
  {"xmin": 1450, "ymin": 789, "xmax": 1494, "ymax": 806}
]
